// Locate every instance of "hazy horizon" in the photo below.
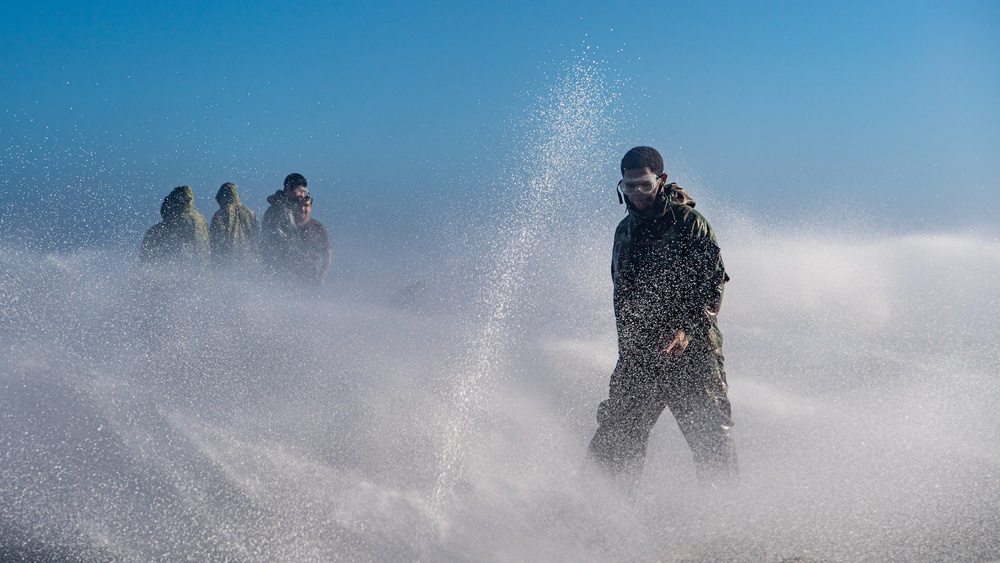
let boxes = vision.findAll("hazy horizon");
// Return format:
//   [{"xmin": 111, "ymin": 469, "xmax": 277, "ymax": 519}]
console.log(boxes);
[
  {"xmin": 3, "ymin": 1, "xmax": 998, "ymax": 253},
  {"xmin": 2, "ymin": 2, "xmax": 999, "ymax": 560}
]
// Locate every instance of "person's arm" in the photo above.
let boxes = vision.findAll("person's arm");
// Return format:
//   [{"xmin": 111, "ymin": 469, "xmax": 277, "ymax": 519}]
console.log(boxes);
[
  {"xmin": 249, "ymin": 209, "xmax": 261, "ymax": 251},
  {"xmin": 319, "ymin": 246, "xmax": 332, "ymax": 285},
  {"xmin": 139, "ymin": 227, "xmax": 156, "ymax": 263},
  {"xmin": 689, "ymin": 211, "xmax": 727, "ymax": 310},
  {"xmin": 317, "ymin": 225, "xmax": 332, "ymax": 285},
  {"xmin": 194, "ymin": 214, "xmax": 212, "ymax": 264},
  {"xmin": 663, "ymin": 209, "xmax": 725, "ymax": 356}
]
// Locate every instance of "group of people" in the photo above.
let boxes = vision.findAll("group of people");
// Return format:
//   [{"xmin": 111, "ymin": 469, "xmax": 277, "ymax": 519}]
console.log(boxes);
[
  {"xmin": 139, "ymin": 148, "xmax": 738, "ymax": 487},
  {"xmin": 139, "ymin": 173, "xmax": 332, "ymax": 285}
]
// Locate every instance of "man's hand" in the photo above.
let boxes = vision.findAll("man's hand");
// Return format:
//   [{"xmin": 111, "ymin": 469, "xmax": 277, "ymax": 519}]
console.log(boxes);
[{"xmin": 659, "ymin": 329, "xmax": 689, "ymax": 358}]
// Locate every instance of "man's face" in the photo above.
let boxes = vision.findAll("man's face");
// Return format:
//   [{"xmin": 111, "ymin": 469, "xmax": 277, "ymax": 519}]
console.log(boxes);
[
  {"xmin": 294, "ymin": 199, "xmax": 312, "ymax": 224},
  {"xmin": 621, "ymin": 167, "xmax": 664, "ymax": 210},
  {"xmin": 285, "ymin": 185, "xmax": 308, "ymax": 200}
]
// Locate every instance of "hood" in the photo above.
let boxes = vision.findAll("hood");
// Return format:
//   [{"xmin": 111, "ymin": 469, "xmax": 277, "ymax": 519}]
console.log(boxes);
[
  {"xmin": 267, "ymin": 189, "xmax": 289, "ymax": 206},
  {"xmin": 160, "ymin": 186, "xmax": 195, "ymax": 220},
  {"xmin": 667, "ymin": 184, "xmax": 696, "ymax": 207},
  {"xmin": 624, "ymin": 182, "xmax": 696, "ymax": 218},
  {"xmin": 216, "ymin": 182, "xmax": 241, "ymax": 206}
]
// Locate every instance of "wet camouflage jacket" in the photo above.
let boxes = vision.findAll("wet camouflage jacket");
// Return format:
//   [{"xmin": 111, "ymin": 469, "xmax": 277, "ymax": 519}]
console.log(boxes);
[
  {"xmin": 139, "ymin": 186, "xmax": 211, "ymax": 265},
  {"xmin": 209, "ymin": 182, "xmax": 259, "ymax": 266},
  {"xmin": 613, "ymin": 184, "xmax": 728, "ymax": 361},
  {"xmin": 290, "ymin": 219, "xmax": 331, "ymax": 284},
  {"xmin": 260, "ymin": 190, "xmax": 297, "ymax": 270}
]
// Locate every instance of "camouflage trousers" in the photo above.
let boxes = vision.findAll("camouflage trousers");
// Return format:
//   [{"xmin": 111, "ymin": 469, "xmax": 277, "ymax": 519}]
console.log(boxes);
[{"xmin": 587, "ymin": 349, "xmax": 738, "ymax": 484}]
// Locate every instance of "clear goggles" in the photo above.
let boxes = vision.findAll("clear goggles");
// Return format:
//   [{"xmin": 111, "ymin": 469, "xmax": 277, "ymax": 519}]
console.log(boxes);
[{"xmin": 618, "ymin": 174, "xmax": 660, "ymax": 195}]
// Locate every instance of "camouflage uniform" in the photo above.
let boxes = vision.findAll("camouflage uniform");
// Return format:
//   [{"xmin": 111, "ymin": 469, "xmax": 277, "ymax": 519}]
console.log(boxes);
[
  {"xmin": 260, "ymin": 191, "xmax": 331, "ymax": 283},
  {"xmin": 290, "ymin": 219, "xmax": 331, "ymax": 284},
  {"xmin": 588, "ymin": 184, "xmax": 738, "ymax": 482},
  {"xmin": 209, "ymin": 182, "xmax": 259, "ymax": 267},
  {"xmin": 139, "ymin": 186, "xmax": 210, "ymax": 266},
  {"xmin": 260, "ymin": 190, "xmax": 297, "ymax": 274}
]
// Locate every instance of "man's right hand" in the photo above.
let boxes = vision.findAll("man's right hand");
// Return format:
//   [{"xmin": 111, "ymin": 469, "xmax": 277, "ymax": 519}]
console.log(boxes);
[{"xmin": 659, "ymin": 329, "xmax": 689, "ymax": 358}]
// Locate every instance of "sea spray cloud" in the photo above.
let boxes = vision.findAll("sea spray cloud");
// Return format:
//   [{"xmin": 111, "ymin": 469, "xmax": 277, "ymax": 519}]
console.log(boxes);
[
  {"xmin": 429, "ymin": 55, "xmax": 619, "ymax": 529},
  {"xmin": 2, "ymin": 53, "xmax": 998, "ymax": 563},
  {"xmin": 2, "ymin": 216, "xmax": 998, "ymax": 561}
]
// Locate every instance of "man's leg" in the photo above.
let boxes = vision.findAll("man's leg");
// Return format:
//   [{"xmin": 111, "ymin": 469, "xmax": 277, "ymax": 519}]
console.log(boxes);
[
  {"xmin": 665, "ymin": 360, "xmax": 739, "ymax": 484},
  {"xmin": 588, "ymin": 360, "xmax": 667, "ymax": 479},
  {"xmin": 674, "ymin": 403, "xmax": 738, "ymax": 484}
]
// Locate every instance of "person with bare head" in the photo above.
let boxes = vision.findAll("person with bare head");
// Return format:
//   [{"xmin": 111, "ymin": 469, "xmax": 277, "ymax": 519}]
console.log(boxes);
[
  {"xmin": 289, "ymin": 193, "xmax": 331, "ymax": 285},
  {"xmin": 587, "ymin": 146, "xmax": 737, "ymax": 485},
  {"xmin": 260, "ymin": 173, "xmax": 332, "ymax": 285},
  {"xmin": 261, "ymin": 173, "xmax": 309, "ymax": 275}
]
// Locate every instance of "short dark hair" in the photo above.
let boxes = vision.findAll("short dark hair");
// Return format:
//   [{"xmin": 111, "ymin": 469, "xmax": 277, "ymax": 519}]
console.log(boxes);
[
  {"xmin": 284, "ymin": 173, "xmax": 307, "ymax": 190},
  {"xmin": 620, "ymin": 146, "xmax": 664, "ymax": 176}
]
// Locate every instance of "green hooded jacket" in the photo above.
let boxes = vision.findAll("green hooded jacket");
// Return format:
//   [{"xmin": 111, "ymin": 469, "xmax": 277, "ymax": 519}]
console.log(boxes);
[
  {"xmin": 612, "ymin": 183, "xmax": 728, "ymax": 364},
  {"xmin": 260, "ymin": 189, "xmax": 298, "ymax": 272},
  {"xmin": 139, "ymin": 186, "xmax": 211, "ymax": 265},
  {"xmin": 209, "ymin": 182, "xmax": 259, "ymax": 266}
]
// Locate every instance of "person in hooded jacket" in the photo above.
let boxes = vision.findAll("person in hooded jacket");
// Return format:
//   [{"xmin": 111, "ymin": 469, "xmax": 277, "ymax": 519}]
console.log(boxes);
[
  {"xmin": 139, "ymin": 186, "xmax": 211, "ymax": 266},
  {"xmin": 587, "ymin": 146, "xmax": 738, "ymax": 485},
  {"xmin": 209, "ymin": 182, "xmax": 259, "ymax": 268},
  {"xmin": 261, "ymin": 173, "xmax": 309, "ymax": 275}
]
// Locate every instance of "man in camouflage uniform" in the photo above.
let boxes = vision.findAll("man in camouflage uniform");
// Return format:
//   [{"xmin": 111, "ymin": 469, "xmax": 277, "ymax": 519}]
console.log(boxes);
[
  {"xmin": 139, "ymin": 185, "xmax": 210, "ymax": 266},
  {"xmin": 588, "ymin": 146, "xmax": 738, "ymax": 484},
  {"xmin": 260, "ymin": 173, "xmax": 308, "ymax": 275},
  {"xmin": 209, "ymin": 182, "xmax": 259, "ymax": 268},
  {"xmin": 289, "ymin": 193, "xmax": 332, "ymax": 285}
]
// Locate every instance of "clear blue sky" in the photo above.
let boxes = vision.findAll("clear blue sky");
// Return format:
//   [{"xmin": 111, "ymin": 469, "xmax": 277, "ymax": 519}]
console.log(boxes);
[{"xmin": 2, "ymin": 0, "xmax": 998, "ymax": 247}]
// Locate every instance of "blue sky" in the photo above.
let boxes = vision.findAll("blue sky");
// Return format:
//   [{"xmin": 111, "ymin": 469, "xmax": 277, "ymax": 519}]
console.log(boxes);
[{"xmin": 2, "ymin": 1, "xmax": 998, "ymax": 247}]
